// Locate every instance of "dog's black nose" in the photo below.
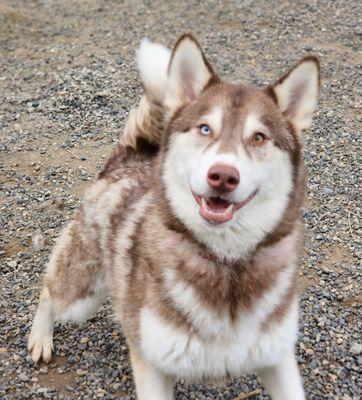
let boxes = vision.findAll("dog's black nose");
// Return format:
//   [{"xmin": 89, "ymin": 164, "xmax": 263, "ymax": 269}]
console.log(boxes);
[{"xmin": 207, "ymin": 164, "xmax": 240, "ymax": 193}]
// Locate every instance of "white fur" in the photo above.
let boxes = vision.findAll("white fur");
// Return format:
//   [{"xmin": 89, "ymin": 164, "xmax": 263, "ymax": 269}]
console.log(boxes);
[
  {"xmin": 162, "ymin": 267, "xmax": 230, "ymax": 338},
  {"xmin": 109, "ymin": 192, "xmax": 153, "ymax": 320},
  {"xmin": 243, "ymin": 112, "xmax": 270, "ymax": 140},
  {"xmin": 28, "ymin": 179, "xmax": 136, "ymax": 363},
  {"xmin": 57, "ymin": 296, "xmax": 103, "ymax": 323},
  {"xmin": 198, "ymin": 106, "xmax": 223, "ymax": 135},
  {"xmin": 140, "ymin": 262, "xmax": 297, "ymax": 380},
  {"xmin": 29, "ymin": 37, "xmax": 310, "ymax": 398},
  {"xmin": 130, "ymin": 344, "xmax": 174, "ymax": 400},
  {"xmin": 137, "ymin": 39, "xmax": 171, "ymax": 102},
  {"xmin": 162, "ymin": 112, "xmax": 293, "ymax": 261},
  {"xmin": 274, "ymin": 59, "xmax": 319, "ymax": 132},
  {"xmin": 82, "ymin": 178, "xmax": 135, "ymax": 268},
  {"xmin": 28, "ymin": 288, "xmax": 54, "ymax": 363},
  {"xmin": 259, "ymin": 349, "xmax": 305, "ymax": 400}
]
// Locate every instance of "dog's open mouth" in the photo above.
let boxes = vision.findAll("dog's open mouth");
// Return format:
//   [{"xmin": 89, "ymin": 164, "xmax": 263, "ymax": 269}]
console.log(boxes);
[{"xmin": 193, "ymin": 190, "xmax": 257, "ymax": 224}]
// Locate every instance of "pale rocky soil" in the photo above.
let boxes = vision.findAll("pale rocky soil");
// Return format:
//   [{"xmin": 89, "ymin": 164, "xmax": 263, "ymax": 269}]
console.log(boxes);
[{"xmin": 0, "ymin": 1, "xmax": 360, "ymax": 399}]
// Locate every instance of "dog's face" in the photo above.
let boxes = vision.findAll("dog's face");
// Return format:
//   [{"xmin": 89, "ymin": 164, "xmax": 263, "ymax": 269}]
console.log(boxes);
[
  {"xmin": 143, "ymin": 35, "xmax": 320, "ymax": 259},
  {"xmin": 164, "ymin": 83, "xmax": 296, "ymax": 226}
]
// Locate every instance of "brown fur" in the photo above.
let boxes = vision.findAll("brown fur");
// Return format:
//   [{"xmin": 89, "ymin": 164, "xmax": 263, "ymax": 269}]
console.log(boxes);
[
  {"xmin": 156, "ymin": 80, "xmax": 305, "ymax": 253},
  {"xmin": 29, "ymin": 37, "xmax": 319, "ymax": 400},
  {"xmin": 41, "ymin": 74, "xmax": 305, "ymax": 341},
  {"xmin": 119, "ymin": 95, "xmax": 164, "ymax": 153},
  {"xmin": 44, "ymin": 213, "xmax": 102, "ymax": 310}
]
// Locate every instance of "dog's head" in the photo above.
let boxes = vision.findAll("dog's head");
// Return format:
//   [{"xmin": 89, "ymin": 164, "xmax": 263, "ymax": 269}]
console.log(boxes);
[{"xmin": 140, "ymin": 35, "xmax": 320, "ymax": 260}]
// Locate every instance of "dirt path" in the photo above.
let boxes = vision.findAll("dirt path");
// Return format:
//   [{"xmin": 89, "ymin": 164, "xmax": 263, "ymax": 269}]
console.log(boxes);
[{"xmin": 1, "ymin": 1, "xmax": 360, "ymax": 399}]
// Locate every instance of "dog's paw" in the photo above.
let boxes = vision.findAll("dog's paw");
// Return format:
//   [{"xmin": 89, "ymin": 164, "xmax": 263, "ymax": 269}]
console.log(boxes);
[{"xmin": 28, "ymin": 333, "xmax": 53, "ymax": 363}]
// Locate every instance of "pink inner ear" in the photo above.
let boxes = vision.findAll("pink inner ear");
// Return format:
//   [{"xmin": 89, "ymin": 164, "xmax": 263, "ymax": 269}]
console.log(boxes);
[
  {"xmin": 180, "ymin": 59, "xmax": 197, "ymax": 102},
  {"xmin": 284, "ymin": 80, "xmax": 307, "ymax": 117},
  {"xmin": 185, "ymin": 87, "xmax": 196, "ymax": 102}
]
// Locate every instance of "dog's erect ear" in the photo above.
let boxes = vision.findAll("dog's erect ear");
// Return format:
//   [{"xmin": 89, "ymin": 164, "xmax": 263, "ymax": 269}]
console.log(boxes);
[
  {"xmin": 165, "ymin": 34, "xmax": 217, "ymax": 113},
  {"xmin": 270, "ymin": 56, "xmax": 320, "ymax": 133}
]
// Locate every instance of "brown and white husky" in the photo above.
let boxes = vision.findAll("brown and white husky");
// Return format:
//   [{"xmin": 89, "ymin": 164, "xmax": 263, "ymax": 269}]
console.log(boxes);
[{"xmin": 28, "ymin": 34, "xmax": 320, "ymax": 400}]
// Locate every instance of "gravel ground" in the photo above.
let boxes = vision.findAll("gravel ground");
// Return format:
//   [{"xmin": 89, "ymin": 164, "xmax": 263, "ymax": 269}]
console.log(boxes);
[{"xmin": 0, "ymin": 0, "xmax": 360, "ymax": 399}]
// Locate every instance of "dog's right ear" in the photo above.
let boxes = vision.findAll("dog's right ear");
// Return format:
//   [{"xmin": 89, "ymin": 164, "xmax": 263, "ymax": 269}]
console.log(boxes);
[{"xmin": 165, "ymin": 34, "xmax": 218, "ymax": 113}]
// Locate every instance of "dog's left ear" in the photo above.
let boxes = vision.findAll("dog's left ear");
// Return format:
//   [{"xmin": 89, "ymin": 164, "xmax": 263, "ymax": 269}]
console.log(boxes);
[
  {"xmin": 165, "ymin": 34, "xmax": 218, "ymax": 113},
  {"xmin": 270, "ymin": 56, "xmax": 320, "ymax": 133}
]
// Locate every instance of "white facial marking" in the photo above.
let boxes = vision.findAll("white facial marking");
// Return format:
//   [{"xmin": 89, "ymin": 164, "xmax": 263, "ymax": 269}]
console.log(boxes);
[
  {"xmin": 243, "ymin": 113, "xmax": 270, "ymax": 141},
  {"xmin": 162, "ymin": 111, "xmax": 293, "ymax": 260},
  {"xmin": 198, "ymin": 107, "xmax": 223, "ymax": 135}
]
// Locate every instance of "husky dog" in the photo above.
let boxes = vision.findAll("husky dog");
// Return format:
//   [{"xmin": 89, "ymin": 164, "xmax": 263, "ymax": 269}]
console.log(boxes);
[{"xmin": 28, "ymin": 34, "xmax": 320, "ymax": 400}]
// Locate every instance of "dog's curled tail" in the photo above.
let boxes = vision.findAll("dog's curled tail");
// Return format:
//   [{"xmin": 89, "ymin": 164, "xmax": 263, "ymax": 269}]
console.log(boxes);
[{"xmin": 119, "ymin": 39, "xmax": 171, "ymax": 152}]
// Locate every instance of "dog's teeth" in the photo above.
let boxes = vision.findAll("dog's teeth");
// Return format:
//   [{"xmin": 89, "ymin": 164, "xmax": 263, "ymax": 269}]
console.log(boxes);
[
  {"xmin": 201, "ymin": 197, "xmax": 207, "ymax": 209},
  {"xmin": 225, "ymin": 204, "xmax": 234, "ymax": 215}
]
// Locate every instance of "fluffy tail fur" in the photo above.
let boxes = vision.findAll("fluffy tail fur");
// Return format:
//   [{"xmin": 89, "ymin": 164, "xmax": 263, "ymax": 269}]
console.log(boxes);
[{"xmin": 119, "ymin": 39, "xmax": 171, "ymax": 151}]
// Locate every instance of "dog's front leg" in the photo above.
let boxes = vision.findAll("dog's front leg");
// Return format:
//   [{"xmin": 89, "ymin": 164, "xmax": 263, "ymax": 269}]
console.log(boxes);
[
  {"xmin": 259, "ymin": 350, "xmax": 305, "ymax": 400},
  {"xmin": 129, "ymin": 343, "xmax": 174, "ymax": 400}
]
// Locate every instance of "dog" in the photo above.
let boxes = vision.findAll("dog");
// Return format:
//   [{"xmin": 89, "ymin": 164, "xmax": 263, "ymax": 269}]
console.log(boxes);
[{"xmin": 28, "ymin": 34, "xmax": 320, "ymax": 400}]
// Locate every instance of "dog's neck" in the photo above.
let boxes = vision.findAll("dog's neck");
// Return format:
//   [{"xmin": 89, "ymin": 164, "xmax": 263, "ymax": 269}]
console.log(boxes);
[
  {"xmin": 197, "ymin": 245, "xmax": 243, "ymax": 267},
  {"xmin": 151, "ymin": 179, "xmax": 254, "ymax": 266},
  {"xmin": 155, "ymin": 202, "xmax": 249, "ymax": 267}
]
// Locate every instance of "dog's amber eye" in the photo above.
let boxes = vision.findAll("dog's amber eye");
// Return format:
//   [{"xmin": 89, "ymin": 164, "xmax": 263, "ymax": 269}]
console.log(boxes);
[
  {"xmin": 253, "ymin": 132, "xmax": 266, "ymax": 145},
  {"xmin": 199, "ymin": 124, "xmax": 212, "ymax": 136}
]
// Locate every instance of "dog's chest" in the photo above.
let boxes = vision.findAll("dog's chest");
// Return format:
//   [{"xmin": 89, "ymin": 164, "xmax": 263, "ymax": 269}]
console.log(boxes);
[{"xmin": 139, "ymin": 263, "xmax": 297, "ymax": 380}]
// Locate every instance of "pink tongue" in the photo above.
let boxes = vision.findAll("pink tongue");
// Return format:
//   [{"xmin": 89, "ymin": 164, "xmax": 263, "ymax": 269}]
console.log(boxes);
[{"xmin": 199, "ymin": 197, "xmax": 234, "ymax": 224}]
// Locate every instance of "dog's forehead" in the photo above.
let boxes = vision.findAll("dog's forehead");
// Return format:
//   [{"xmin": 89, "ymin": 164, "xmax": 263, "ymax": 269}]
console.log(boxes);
[
  {"xmin": 169, "ymin": 82, "xmax": 283, "ymax": 142},
  {"xmin": 205, "ymin": 83, "xmax": 271, "ymax": 105},
  {"xmin": 202, "ymin": 83, "xmax": 278, "ymax": 131}
]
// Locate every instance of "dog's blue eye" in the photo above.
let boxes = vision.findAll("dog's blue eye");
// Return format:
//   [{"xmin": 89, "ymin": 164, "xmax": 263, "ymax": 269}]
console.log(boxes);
[{"xmin": 200, "ymin": 124, "xmax": 212, "ymax": 136}]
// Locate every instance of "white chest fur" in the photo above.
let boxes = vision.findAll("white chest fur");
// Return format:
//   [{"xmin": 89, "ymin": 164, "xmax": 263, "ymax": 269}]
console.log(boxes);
[{"xmin": 139, "ymin": 265, "xmax": 299, "ymax": 380}]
